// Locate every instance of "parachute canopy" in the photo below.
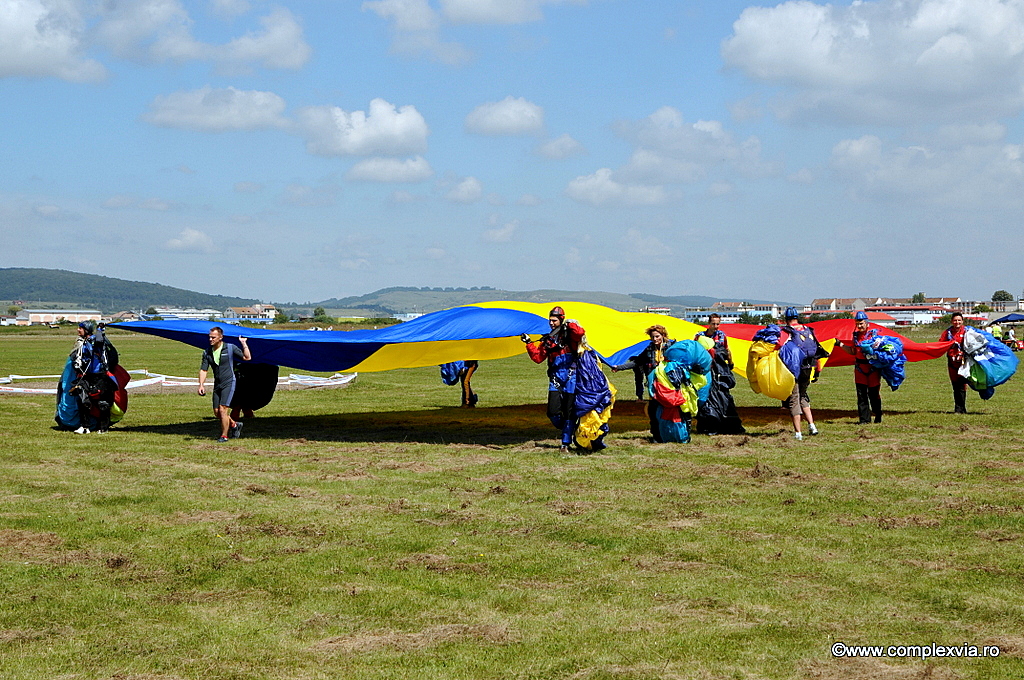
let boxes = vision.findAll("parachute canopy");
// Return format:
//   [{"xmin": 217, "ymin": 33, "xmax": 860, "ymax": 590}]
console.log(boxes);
[
  {"xmin": 111, "ymin": 302, "xmax": 709, "ymax": 374},
  {"xmin": 112, "ymin": 305, "xmax": 951, "ymax": 378}
]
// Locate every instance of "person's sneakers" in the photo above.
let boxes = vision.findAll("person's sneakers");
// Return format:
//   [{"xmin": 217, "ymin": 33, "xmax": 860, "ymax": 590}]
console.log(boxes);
[
  {"xmin": 794, "ymin": 431, "xmax": 803, "ymax": 441},
  {"xmin": 216, "ymin": 436, "xmax": 229, "ymax": 442},
  {"xmin": 73, "ymin": 426, "xmax": 90, "ymax": 434},
  {"xmin": 95, "ymin": 429, "xmax": 107, "ymax": 434},
  {"xmin": 559, "ymin": 445, "xmax": 571, "ymax": 454},
  {"xmin": 809, "ymin": 424, "xmax": 819, "ymax": 436},
  {"xmin": 230, "ymin": 421, "xmax": 243, "ymax": 439}
]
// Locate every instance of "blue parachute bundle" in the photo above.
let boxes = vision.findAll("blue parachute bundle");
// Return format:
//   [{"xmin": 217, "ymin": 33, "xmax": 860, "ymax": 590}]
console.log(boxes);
[
  {"xmin": 778, "ymin": 341, "xmax": 803, "ymax": 379},
  {"xmin": 752, "ymin": 324, "xmax": 802, "ymax": 380},
  {"xmin": 752, "ymin": 325, "xmax": 782, "ymax": 344},
  {"xmin": 55, "ymin": 357, "xmax": 81, "ymax": 429},
  {"xmin": 960, "ymin": 327, "xmax": 1018, "ymax": 398},
  {"xmin": 662, "ymin": 340, "xmax": 713, "ymax": 402},
  {"xmin": 439, "ymin": 361, "xmax": 465, "ymax": 386},
  {"xmin": 571, "ymin": 348, "xmax": 615, "ymax": 451},
  {"xmin": 573, "ymin": 349, "xmax": 613, "ymax": 418},
  {"xmin": 857, "ymin": 333, "xmax": 907, "ymax": 391}
]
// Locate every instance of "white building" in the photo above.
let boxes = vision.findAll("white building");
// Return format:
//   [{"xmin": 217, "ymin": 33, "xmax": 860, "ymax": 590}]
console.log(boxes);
[
  {"xmin": 223, "ymin": 304, "xmax": 277, "ymax": 323},
  {"xmin": 150, "ymin": 307, "xmax": 223, "ymax": 321},
  {"xmin": 699, "ymin": 301, "xmax": 784, "ymax": 323},
  {"xmin": 16, "ymin": 309, "xmax": 102, "ymax": 326}
]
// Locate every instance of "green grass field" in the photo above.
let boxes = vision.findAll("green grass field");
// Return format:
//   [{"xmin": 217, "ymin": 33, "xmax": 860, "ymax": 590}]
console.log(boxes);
[{"xmin": 2, "ymin": 327, "xmax": 1023, "ymax": 679}]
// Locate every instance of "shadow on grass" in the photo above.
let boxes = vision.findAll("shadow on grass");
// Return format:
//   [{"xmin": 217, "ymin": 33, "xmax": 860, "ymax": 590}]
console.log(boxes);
[{"xmin": 112, "ymin": 401, "xmax": 889, "ymax": 445}]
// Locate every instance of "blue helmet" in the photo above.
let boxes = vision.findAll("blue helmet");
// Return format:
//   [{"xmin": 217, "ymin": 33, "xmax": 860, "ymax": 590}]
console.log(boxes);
[
  {"xmin": 784, "ymin": 307, "xmax": 800, "ymax": 320},
  {"xmin": 854, "ymin": 311, "xmax": 869, "ymax": 321},
  {"xmin": 78, "ymin": 320, "xmax": 97, "ymax": 334}
]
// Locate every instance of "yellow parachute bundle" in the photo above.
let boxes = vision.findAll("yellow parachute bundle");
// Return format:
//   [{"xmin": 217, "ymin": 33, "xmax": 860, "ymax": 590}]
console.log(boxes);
[
  {"xmin": 747, "ymin": 340, "xmax": 795, "ymax": 400},
  {"xmin": 575, "ymin": 382, "xmax": 617, "ymax": 449}
]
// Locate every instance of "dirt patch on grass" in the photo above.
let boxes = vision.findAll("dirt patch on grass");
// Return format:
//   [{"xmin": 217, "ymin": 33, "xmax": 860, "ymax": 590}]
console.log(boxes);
[
  {"xmin": 548, "ymin": 500, "xmax": 595, "ymax": 516},
  {"xmin": 624, "ymin": 556, "xmax": 720, "ymax": 573},
  {"xmin": 982, "ymin": 635, "xmax": 1024, "ymax": 658},
  {"xmin": 835, "ymin": 515, "xmax": 942, "ymax": 530},
  {"xmin": 0, "ymin": 528, "xmax": 68, "ymax": 561},
  {"xmin": 975, "ymin": 529, "xmax": 1021, "ymax": 542},
  {"xmin": 373, "ymin": 460, "xmax": 439, "ymax": 473},
  {"xmin": 0, "ymin": 628, "xmax": 48, "ymax": 643},
  {"xmin": 393, "ymin": 553, "xmax": 488, "ymax": 574},
  {"xmin": 802, "ymin": 659, "xmax": 961, "ymax": 679},
  {"xmin": 935, "ymin": 498, "xmax": 1023, "ymax": 516},
  {"xmin": 170, "ymin": 510, "xmax": 239, "ymax": 524},
  {"xmin": 316, "ymin": 470, "xmax": 377, "ymax": 481},
  {"xmin": 0, "ymin": 529, "xmax": 63, "ymax": 560},
  {"xmin": 315, "ymin": 622, "xmax": 511, "ymax": 653}
]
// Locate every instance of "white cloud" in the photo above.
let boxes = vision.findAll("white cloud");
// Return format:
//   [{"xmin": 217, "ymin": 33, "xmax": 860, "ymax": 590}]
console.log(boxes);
[
  {"xmin": 213, "ymin": 7, "xmax": 312, "ymax": 71},
  {"xmin": 34, "ymin": 204, "xmax": 64, "ymax": 219},
  {"xmin": 788, "ymin": 168, "xmax": 815, "ymax": 184},
  {"xmin": 465, "ymin": 96, "xmax": 544, "ymax": 135},
  {"xmin": 722, "ymin": 0, "xmax": 1024, "ymax": 124},
  {"xmin": 707, "ymin": 182, "xmax": 734, "ymax": 197},
  {"xmin": 363, "ymin": 0, "xmax": 438, "ymax": 32},
  {"xmin": 164, "ymin": 228, "xmax": 215, "ymax": 254},
  {"xmin": 565, "ymin": 168, "xmax": 668, "ymax": 206},
  {"xmin": 345, "ymin": 156, "xmax": 433, "ymax": 182},
  {"xmin": 282, "ymin": 182, "xmax": 341, "ymax": 207},
  {"xmin": 297, "ymin": 98, "xmax": 429, "ymax": 156},
  {"xmin": 0, "ymin": 0, "xmax": 106, "ymax": 82},
  {"xmin": 536, "ymin": 133, "xmax": 586, "ymax": 159},
  {"xmin": 932, "ymin": 122, "xmax": 1007, "ymax": 148},
  {"xmin": 364, "ymin": 0, "xmax": 589, "ymax": 63},
  {"xmin": 830, "ymin": 134, "xmax": 1024, "ymax": 206},
  {"xmin": 483, "ymin": 216, "xmax": 518, "ymax": 242},
  {"xmin": 104, "ymin": 195, "xmax": 175, "ymax": 210},
  {"xmin": 143, "ymin": 86, "xmax": 288, "ymax": 131},
  {"xmin": 389, "ymin": 190, "xmax": 421, "ymax": 203},
  {"xmin": 211, "ymin": 0, "xmax": 250, "ymax": 19},
  {"xmin": 103, "ymin": 195, "xmax": 133, "ymax": 209},
  {"xmin": 441, "ymin": 0, "xmax": 586, "ymax": 24},
  {"xmin": 95, "ymin": 2, "xmax": 310, "ymax": 72},
  {"xmin": 615, "ymin": 107, "xmax": 779, "ymax": 182},
  {"xmin": 362, "ymin": 0, "xmax": 471, "ymax": 65},
  {"xmin": 446, "ymin": 176, "xmax": 483, "ymax": 203}
]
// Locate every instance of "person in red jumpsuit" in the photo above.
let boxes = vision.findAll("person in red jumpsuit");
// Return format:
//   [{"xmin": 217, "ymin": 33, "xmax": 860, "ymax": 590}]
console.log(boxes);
[
  {"xmin": 521, "ymin": 306, "xmax": 586, "ymax": 454},
  {"xmin": 940, "ymin": 311, "xmax": 968, "ymax": 414},
  {"xmin": 837, "ymin": 311, "xmax": 882, "ymax": 424}
]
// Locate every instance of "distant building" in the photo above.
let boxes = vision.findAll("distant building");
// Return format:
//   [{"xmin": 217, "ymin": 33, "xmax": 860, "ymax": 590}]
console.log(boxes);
[
  {"xmin": 110, "ymin": 311, "xmax": 140, "ymax": 322},
  {"xmin": 149, "ymin": 307, "xmax": 223, "ymax": 321},
  {"xmin": 640, "ymin": 306, "xmax": 672, "ymax": 315},
  {"xmin": 865, "ymin": 305, "xmax": 948, "ymax": 325},
  {"xmin": 16, "ymin": 309, "xmax": 102, "ymax": 326},
  {"xmin": 701, "ymin": 301, "xmax": 784, "ymax": 323},
  {"xmin": 223, "ymin": 304, "xmax": 277, "ymax": 323},
  {"xmin": 810, "ymin": 298, "xmax": 888, "ymax": 312}
]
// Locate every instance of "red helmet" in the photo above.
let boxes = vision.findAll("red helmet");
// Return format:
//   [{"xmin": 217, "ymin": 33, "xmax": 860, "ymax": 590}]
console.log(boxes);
[{"xmin": 549, "ymin": 306, "xmax": 565, "ymax": 320}]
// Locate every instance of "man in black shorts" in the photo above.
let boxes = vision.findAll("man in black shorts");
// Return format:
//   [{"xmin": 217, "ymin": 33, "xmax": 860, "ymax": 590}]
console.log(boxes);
[{"xmin": 198, "ymin": 327, "xmax": 251, "ymax": 441}]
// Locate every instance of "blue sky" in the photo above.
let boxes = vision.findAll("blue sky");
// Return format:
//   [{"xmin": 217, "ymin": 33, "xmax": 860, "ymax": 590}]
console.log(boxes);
[{"xmin": 4, "ymin": 0, "xmax": 1024, "ymax": 304}]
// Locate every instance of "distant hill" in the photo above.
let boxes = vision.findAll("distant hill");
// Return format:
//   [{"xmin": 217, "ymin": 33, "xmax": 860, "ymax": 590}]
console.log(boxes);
[
  {"xmin": 308, "ymin": 287, "xmax": 793, "ymax": 315},
  {"xmin": 0, "ymin": 269, "xmax": 795, "ymax": 317},
  {"xmin": 0, "ymin": 268, "xmax": 258, "ymax": 314}
]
